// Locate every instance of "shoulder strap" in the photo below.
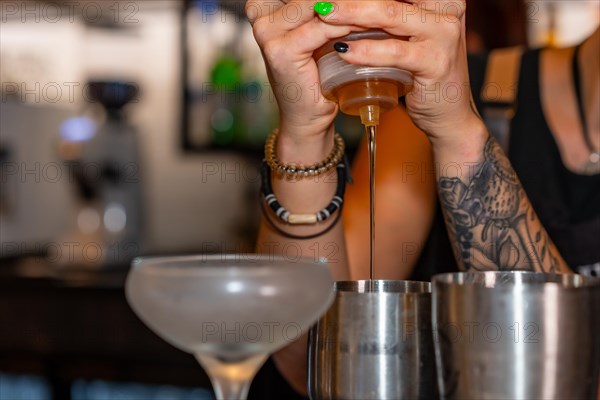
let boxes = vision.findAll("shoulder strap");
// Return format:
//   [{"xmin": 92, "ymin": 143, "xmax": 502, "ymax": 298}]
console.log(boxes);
[{"xmin": 480, "ymin": 46, "xmax": 524, "ymax": 153}]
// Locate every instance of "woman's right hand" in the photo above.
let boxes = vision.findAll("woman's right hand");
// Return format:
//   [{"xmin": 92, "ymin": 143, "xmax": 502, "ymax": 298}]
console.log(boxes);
[{"xmin": 246, "ymin": 0, "xmax": 357, "ymax": 160}]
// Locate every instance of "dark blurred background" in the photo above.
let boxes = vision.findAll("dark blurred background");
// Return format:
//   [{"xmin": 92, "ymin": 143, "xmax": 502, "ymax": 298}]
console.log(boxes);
[{"xmin": 0, "ymin": 1, "xmax": 598, "ymax": 399}]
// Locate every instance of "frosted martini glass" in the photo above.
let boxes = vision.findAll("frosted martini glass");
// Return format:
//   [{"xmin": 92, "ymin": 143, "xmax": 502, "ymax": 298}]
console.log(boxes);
[{"xmin": 125, "ymin": 254, "xmax": 334, "ymax": 400}]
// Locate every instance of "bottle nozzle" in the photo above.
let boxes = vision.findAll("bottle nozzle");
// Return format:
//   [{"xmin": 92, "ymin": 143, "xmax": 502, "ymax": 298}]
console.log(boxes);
[{"xmin": 359, "ymin": 104, "xmax": 380, "ymax": 127}]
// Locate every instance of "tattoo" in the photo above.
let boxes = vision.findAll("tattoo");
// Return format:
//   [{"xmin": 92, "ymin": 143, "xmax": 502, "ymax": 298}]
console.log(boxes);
[{"xmin": 438, "ymin": 137, "xmax": 561, "ymax": 272}]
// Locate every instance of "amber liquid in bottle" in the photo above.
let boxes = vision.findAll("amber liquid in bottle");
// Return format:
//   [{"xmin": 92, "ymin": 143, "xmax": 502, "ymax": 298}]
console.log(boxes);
[{"xmin": 323, "ymin": 78, "xmax": 412, "ymax": 116}]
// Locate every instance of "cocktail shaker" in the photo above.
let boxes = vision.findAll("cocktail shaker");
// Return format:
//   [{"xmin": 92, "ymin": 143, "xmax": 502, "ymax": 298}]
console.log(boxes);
[
  {"xmin": 433, "ymin": 271, "xmax": 600, "ymax": 400},
  {"xmin": 308, "ymin": 280, "xmax": 436, "ymax": 400}
]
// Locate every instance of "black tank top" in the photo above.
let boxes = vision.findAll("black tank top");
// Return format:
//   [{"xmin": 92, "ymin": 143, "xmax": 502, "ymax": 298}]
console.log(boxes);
[
  {"xmin": 510, "ymin": 49, "xmax": 600, "ymax": 270},
  {"xmin": 412, "ymin": 50, "xmax": 600, "ymax": 280}
]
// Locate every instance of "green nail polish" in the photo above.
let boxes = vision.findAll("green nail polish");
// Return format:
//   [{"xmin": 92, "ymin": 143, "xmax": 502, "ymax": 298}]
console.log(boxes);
[{"xmin": 314, "ymin": 2, "xmax": 333, "ymax": 16}]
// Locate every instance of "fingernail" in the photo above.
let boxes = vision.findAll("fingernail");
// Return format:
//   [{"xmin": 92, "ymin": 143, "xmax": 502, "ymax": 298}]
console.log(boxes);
[
  {"xmin": 314, "ymin": 2, "xmax": 333, "ymax": 16},
  {"xmin": 334, "ymin": 42, "xmax": 349, "ymax": 53}
]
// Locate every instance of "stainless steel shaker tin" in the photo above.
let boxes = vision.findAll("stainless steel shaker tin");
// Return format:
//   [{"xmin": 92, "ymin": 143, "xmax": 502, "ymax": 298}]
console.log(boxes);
[
  {"xmin": 308, "ymin": 280, "xmax": 436, "ymax": 400},
  {"xmin": 433, "ymin": 271, "xmax": 600, "ymax": 400}
]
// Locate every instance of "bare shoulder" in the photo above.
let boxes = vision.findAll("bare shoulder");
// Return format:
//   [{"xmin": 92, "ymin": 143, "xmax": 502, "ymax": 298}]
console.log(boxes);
[
  {"xmin": 539, "ymin": 45, "xmax": 576, "ymax": 97},
  {"xmin": 539, "ymin": 45, "xmax": 590, "ymax": 173}
]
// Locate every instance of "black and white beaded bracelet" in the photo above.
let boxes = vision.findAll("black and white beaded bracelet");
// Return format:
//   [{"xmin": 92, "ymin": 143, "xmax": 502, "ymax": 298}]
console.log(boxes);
[{"xmin": 260, "ymin": 159, "xmax": 348, "ymax": 225}]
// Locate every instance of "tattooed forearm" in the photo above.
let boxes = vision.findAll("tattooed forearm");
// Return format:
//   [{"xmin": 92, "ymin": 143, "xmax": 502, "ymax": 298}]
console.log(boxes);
[{"xmin": 438, "ymin": 136, "xmax": 569, "ymax": 273}]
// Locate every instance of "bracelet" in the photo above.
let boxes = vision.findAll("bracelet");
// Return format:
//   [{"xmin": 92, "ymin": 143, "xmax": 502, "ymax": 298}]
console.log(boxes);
[
  {"xmin": 259, "ymin": 195, "xmax": 344, "ymax": 240},
  {"xmin": 265, "ymin": 129, "xmax": 345, "ymax": 179},
  {"xmin": 260, "ymin": 158, "xmax": 347, "ymax": 225}
]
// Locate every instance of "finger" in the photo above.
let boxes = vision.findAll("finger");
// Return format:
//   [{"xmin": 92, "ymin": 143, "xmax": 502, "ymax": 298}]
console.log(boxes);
[
  {"xmin": 332, "ymin": 38, "xmax": 426, "ymax": 74},
  {"xmin": 319, "ymin": 0, "xmax": 427, "ymax": 36},
  {"xmin": 249, "ymin": 0, "xmax": 322, "ymax": 43},
  {"xmin": 263, "ymin": 19, "xmax": 361, "ymax": 66},
  {"xmin": 320, "ymin": 0, "xmax": 464, "ymax": 36},
  {"xmin": 288, "ymin": 19, "xmax": 365, "ymax": 55}
]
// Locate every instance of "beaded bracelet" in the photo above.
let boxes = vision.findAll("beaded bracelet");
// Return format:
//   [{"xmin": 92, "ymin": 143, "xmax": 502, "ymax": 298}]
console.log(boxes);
[
  {"xmin": 260, "ymin": 158, "xmax": 347, "ymax": 225},
  {"xmin": 265, "ymin": 129, "xmax": 345, "ymax": 180}
]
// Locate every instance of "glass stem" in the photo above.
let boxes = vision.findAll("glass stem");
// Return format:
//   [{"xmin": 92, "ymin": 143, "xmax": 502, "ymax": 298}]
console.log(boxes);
[{"xmin": 195, "ymin": 353, "xmax": 268, "ymax": 400}]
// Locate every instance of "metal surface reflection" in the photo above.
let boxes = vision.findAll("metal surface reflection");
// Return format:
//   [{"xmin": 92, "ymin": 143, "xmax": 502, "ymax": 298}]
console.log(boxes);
[
  {"xmin": 308, "ymin": 280, "xmax": 436, "ymax": 400},
  {"xmin": 433, "ymin": 271, "xmax": 600, "ymax": 400}
]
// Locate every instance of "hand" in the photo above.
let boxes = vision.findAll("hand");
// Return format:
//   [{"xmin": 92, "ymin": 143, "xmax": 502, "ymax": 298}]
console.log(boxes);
[
  {"xmin": 317, "ymin": 0, "xmax": 481, "ymax": 143},
  {"xmin": 246, "ymin": 0, "xmax": 358, "ymax": 157}
]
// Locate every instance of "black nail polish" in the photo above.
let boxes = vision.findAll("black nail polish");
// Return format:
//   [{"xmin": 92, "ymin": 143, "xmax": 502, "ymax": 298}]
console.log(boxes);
[{"xmin": 334, "ymin": 42, "xmax": 349, "ymax": 53}]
